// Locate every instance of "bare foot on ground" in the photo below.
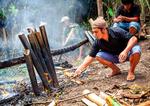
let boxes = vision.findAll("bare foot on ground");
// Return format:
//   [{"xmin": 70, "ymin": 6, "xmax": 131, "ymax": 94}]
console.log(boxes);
[
  {"xmin": 106, "ymin": 70, "xmax": 121, "ymax": 78},
  {"xmin": 127, "ymin": 73, "xmax": 135, "ymax": 82}
]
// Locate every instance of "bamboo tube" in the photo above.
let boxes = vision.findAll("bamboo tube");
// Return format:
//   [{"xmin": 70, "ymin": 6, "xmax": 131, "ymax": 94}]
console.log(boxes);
[
  {"xmin": 18, "ymin": 34, "xmax": 52, "ymax": 91},
  {"xmin": 82, "ymin": 98, "xmax": 98, "ymax": 106},
  {"xmin": 39, "ymin": 25, "xmax": 50, "ymax": 50},
  {"xmin": 28, "ymin": 33, "xmax": 53, "ymax": 87},
  {"xmin": 24, "ymin": 49, "xmax": 40, "ymax": 96},
  {"xmin": 82, "ymin": 89, "xmax": 106, "ymax": 106},
  {"xmin": 35, "ymin": 32, "xmax": 59, "ymax": 87}
]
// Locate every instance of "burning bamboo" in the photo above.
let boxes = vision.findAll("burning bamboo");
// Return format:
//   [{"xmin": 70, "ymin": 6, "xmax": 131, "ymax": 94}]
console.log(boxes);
[
  {"xmin": 35, "ymin": 32, "xmax": 59, "ymax": 87},
  {"xmin": 39, "ymin": 25, "xmax": 50, "ymax": 50},
  {"xmin": 18, "ymin": 34, "xmax": 52, "ymax": 91},
  {"xmin": 24, "ymin": 49, "xmax": 40, "ymax": 96},
  {"xmin": 28, "ymin": 33, "xmax": 53, "ymax": 87}
]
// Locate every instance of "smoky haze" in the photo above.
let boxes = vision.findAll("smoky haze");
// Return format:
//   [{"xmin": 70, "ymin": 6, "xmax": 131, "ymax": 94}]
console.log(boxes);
[{"xmin": 0, "ymin": 0, "xmax": 86, "ymax": 60}]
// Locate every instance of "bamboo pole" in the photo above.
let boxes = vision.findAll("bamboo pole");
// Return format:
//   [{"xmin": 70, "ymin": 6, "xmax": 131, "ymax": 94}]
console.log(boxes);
[
  {"xmin": 18, "ymin": 34, "xmax": 52, "ymax": 91},
  {"xmin": 82, "ymin": 89, "xmax": 106, "ymax": 106},
  {"xmin": 24, "ymin": 49, "xmax": 40, "ymax": 96},
  {"xmin": 39, "ymin": 25, "xmax": 50, "ymax": 50},
  {"xmin": 28, "ymin": 33, "xmax": 53, "ymax": 87},
  {"xmin": 35, "ymin": 32, "xmax": 59, "ymax": 87}
]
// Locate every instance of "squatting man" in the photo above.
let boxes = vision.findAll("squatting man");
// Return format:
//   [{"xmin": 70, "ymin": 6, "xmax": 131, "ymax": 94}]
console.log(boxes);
[{"xmin": 73, "ymin": 17, "xmax": 141, "ymax": 81}]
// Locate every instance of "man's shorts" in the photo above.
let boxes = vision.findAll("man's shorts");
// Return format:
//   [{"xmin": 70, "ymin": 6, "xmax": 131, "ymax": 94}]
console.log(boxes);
[
  {"xmin": 113, "ymin": 22, "xmax": 140, "ymax": 33},
  {"xmin": 96, "ymin": 45, "xmax": 141, "ymax": 63}
]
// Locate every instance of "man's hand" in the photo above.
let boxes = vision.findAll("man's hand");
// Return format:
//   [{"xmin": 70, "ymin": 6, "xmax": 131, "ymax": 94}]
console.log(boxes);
[
  {"xmin": 72, "ymin": 55, "xmax": 94, "ymax": 78},
  {"xmin": 117, "ymin": 15, "xmax": 126, "ymax": 21},
  {"xmin": 113, "ymin": 18, "xmax": 122, "ymax": 23},
  {"xmin": 119, "ymin": 50, "xmax": 128, "ymax": 63},
  {"xmin": 73, "ymin": 69, "xmax": 83, "ymax": 78}
]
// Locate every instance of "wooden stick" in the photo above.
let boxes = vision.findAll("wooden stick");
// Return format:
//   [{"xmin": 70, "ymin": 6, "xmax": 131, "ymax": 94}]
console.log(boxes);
[{"xmin": 24, "ymin": 49, "xmax": 40, "ymax": 96}]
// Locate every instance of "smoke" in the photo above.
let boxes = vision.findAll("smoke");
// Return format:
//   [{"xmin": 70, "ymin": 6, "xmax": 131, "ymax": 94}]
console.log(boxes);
[{"xmin": 0, "ymin": 0, "xmax": 87, "ymax": 60}]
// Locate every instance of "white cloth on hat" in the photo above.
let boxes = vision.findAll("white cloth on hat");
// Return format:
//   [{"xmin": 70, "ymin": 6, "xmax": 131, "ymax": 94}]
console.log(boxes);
[
  {"xmin": 60, "ymin": 16, "xmax": 70, "ymax": 23},
  {"xmin": 91, "ymin": 17, "xmax": 108, "ymax": 28}
]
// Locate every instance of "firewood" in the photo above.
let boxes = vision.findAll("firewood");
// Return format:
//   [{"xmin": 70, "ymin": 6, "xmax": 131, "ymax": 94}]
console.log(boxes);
[
  {"xmin": 28, "ymin": 33, "xmax": 53, "ymax": 87},
  {"xmin": 121, "ymin": 89, "xmax": 150, "ymax": 99},
  {"xmin": 136, "ymin": 100, "xmax": 150, "ymax": 106},
  {"xmin": 35, "ymin": 32, "xmax": 59, "ymax": 87},
  {"xmin": 19, "ymin": 34, "xmax": 52, "ymax": 91},
  {"xmin": 82, "ymin": 98, "xmax": 98, "ymax": 106},
  {"xmin": 39, "ymin": 25, "xmax": 50, "ymax": 50},
  {"xmin": 63, "ymin": 70, "xmax": 84, "ymax": 85},
  {"xmin": 24, "ymin": 49, "xmax": 40, "ymax": 96},
  {"xmin": 82, "ymin": 89, "xmax": 106, "ymax": 106}
]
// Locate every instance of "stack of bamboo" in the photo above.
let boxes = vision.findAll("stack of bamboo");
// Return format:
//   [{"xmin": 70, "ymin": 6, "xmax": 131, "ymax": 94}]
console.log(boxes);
[{"xmin": 19, "ymin": 25, "xmax": 59, "ymax": 96}]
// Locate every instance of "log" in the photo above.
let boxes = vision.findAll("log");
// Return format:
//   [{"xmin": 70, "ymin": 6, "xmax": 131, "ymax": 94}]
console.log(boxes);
[
  {"xmin": 18, "ymin": 34, "xmax": 52, "ymax": 91},
  {"xmin": 0, "ymin": 39, "xmax": 88, "ymax": 69},
  {"xmin": 28, "ymin": 33, "xmax": 53, "ymax": 87},
  {"xmin": 82, "ymin": 89, "xmax": 106, "ymax": 106},
  {"xmin": 82, "ymin": 98, "xmax": 98, "ymax": 106},
  {"xmin": 35, "ymin": 32, "xmax": 59, "ymax": 87},
  {"xmin": 0, "ymin": 57, "xmax": 25, "ymax": 68},
  {"xmin": 0, "ymin": 80, "xmax": 16, "ymax": 85},
  {"xmin": 24, "ymin": 49, "xmax": 40, "ymax": 96},
  {"xmin": 39, "ymin": 25, "xmax": 50, "ymax": 50}
]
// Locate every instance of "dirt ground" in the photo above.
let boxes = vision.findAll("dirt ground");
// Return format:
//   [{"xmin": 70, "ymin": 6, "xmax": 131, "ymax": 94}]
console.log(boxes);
[
  {"xmin": 2, "ymin": 39, "xmax": 149, "ymax": 106},
  {"xmin": 53, "ymin": 39, "xmax": 150, "ymax": 106}
]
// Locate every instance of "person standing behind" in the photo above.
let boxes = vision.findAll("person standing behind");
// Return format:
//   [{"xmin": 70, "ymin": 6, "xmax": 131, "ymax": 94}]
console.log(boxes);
[
  {"xmin": 113, "ymin": 0, "xmax": 141, "ymax": 36},
  {"xmin": 60, "ymin": 16, "xmax": 84, "ymax": 60}
]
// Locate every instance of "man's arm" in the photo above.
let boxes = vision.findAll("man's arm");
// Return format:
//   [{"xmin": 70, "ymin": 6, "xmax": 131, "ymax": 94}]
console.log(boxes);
[
  {"xmin": 119, "ymin": 36, "xmax": 138, "ymax": 62},
  {"xmin": 118, "ymin": 15, "xmax": 139, "ymax": 22},
  {"xmin": 74, "ymin": 55, "xmax": 94, "ymax": 77}
]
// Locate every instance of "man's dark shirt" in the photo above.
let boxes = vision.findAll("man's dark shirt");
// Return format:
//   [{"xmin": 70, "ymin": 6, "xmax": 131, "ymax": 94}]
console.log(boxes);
[
  {"xmin": 89, "ymin": 27, "xmax": 132, "ymax": 57},
  {"xmin": 116, "ymin": 3, "xmax": 141, "ymax": 23}
]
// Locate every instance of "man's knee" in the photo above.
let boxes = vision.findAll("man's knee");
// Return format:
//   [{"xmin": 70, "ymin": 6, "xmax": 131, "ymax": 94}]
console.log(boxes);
[
  {"xmin": 129, "ymin": 45, "xmax": 141, "ymax": 56},
  {"xmin": 129, "ymin": 22, "xmax": 140, "ymax": 34}
]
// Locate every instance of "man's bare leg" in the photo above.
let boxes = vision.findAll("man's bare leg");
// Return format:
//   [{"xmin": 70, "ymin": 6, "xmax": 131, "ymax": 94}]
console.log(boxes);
[
  {"xmin": 127, "ymin": 53, "xmax": 140, "ymax": 81},
  {"xmin": 96, "ymin": 56, "xmax": 121, "ymax": 77}
]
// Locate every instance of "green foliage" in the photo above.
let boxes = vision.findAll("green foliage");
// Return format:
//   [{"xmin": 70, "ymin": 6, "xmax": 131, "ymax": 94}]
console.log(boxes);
[
  {"xmin": 0, "ymin": 9, "xmax": 6, "ymax": 20},
  {"xmin": 108, "ymin": 7, "xmax": 114, "ymax": 17}
]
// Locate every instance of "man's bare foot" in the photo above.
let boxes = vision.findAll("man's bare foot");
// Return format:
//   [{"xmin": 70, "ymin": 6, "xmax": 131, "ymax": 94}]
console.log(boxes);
[
  {"xmin": 106, "ymin": 70, "xmax": 121, "ymax": 78},
  {"xmin": 127, "ymin": 74, "xmax": 135, "ymax": 82}
]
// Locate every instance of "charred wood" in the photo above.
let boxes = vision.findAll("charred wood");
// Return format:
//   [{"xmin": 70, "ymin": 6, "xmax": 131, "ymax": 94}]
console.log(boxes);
[
  {"xmin": 24, "ymin": 49, "xmax": 40, "ymax": 96},
  {"xmin": 28, "ymin": 33, "xmax": 53, "ymax": 87},
  {"xmin": 39, "ymin": 25, "xmax": 50, "ymax": 50},
  {"xmin": 0, "ymin": 39, "xmax": 88, "ymax": 69},
  {"xmin": 35, "ymin": 32, "xmax": 59, "ymax": 87},
  {"xmin": 18, "ymin": 34, "xmax": 52, "ymax": 91}
]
